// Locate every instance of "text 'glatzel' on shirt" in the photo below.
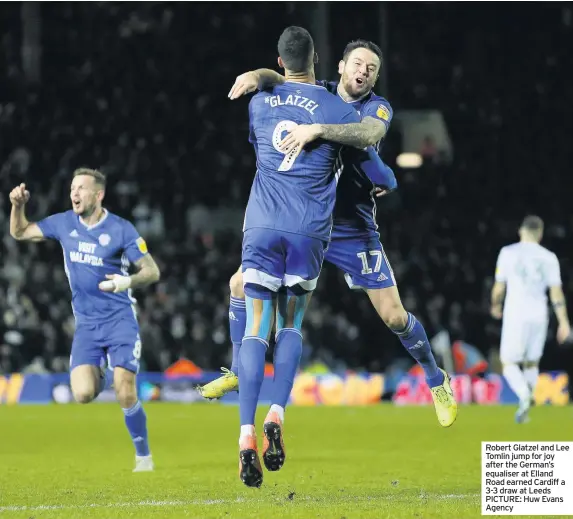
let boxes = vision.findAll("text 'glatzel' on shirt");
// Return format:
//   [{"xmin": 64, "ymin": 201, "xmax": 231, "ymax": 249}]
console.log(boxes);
[{"xmin": 265, "ymin": 94, "xmax": 318, "ymax": 115}]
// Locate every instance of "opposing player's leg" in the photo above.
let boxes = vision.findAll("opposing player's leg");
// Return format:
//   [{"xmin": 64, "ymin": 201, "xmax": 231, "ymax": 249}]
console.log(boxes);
[
  {"xmin": 198, "ymin": 266, "xmax": 243, "ymax": 399},
  {"xmin": 519, "ymin": 321, "xmax": 548, "ymax": 421},
  {"xmin": 106, "ymin": 319, "xmax": 153, "ymax": 471},
  {"xmin": 325, "ymin": 236, "xmax": 457, "ymax": 427},
  {"xmin": 69, "ymin": 324, "xmax": 107, "ymax": 403},
  {"xmin": 499, "ymin": 318, "xmax": 531, "ymax": 423}
]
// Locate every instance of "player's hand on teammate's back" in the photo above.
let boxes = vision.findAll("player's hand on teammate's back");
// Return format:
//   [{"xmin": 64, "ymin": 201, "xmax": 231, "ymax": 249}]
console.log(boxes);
[
  {"xmin": 228, "ymin": 71, "xmax": 259, "ymax": 100},
  {"xmin": 279, "ymin": 123, "xmax": 322, "ymax": 159},
  {"xmin": 490, "ymin": 304, "xmax": 503, "ymax": 320},
  {"xmin": 9, "ymin": 183, "xmax": 30, "ymax": 207},
  {"xmin": 99, "ymin": 274, "xmax": 132, "ymax": 293},
  {"xmin": 557, "ymin": 322, "xmax": 571, "ymax": 345}
]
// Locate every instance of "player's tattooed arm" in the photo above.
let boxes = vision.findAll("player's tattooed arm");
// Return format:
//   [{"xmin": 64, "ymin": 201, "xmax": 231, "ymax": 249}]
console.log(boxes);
[
  {"xmin": 228, "ymin": 69, "xmax": 285, "ymax": 100},
  {"xmin": 129, "ymin": 253, "xmax": 161, "ymax": 289},
  {"xmin": 549, "ymin": 285, "xmax": 571, "ymax": 343},
  {"xmin": 318, "ymin": 116, "xmax": 387, "ymax": 148},
  {"xmin": 280, "ymin": 117, "xmax": 387, "ymax": 153},
  {"xmin": 490, "ymin": 281, "xmax": 506, "ymax": 319}
]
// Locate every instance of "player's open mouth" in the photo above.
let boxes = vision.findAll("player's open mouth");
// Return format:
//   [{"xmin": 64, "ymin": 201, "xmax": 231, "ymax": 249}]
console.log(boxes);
[
  {"xmin": 73, "ymin": 200, "xmax": 80, "ymax": 208},
  {"xmin": 355, "ymin": 78, "xmax": 365, "ymax": 86}
]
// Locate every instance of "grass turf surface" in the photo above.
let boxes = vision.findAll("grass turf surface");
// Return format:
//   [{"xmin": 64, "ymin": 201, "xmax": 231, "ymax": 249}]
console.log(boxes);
[{"xmin": 0, "ymin": 403, "xmax": 569, "ymax": 518}]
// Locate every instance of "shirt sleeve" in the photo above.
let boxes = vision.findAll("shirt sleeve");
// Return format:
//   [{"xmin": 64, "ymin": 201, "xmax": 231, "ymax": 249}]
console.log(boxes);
[
  {"xmin": 248, "ymin": 98, "xmax": 257, "ymax": 146},
  {"xmin": 359, "ymin": 147, "xmax": 397, "ymax": 189},
  {"xmin": 36, "ymin": 213, "xmax": 65, "ymax": 241},
  {"xmin": 546, "ymin": 254, "xmax": 562, "ymax": 287},
  {"xmin": 495, "ymin": 248, "xmax": 509, "ymax": 282},
  {"xmin": 362, "ymin": 99, "xmax": 393, "ymax": 131},
  {"xmin": 123, "ymin": 220, "xmax": 148, "ymax": 264}
]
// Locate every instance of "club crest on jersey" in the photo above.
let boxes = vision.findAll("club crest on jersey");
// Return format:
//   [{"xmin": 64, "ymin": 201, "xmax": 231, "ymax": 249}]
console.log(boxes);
[
  {"xmin": 376, "ymin": 104, "xmax": 391, "ymax": 121},
  {"xmin": 136, "ymin": 237, "xmax": 148, "ymax": 254},
  {"xmin": 98, "ymin": 233, "xmax": 111, "ymax": 246}
]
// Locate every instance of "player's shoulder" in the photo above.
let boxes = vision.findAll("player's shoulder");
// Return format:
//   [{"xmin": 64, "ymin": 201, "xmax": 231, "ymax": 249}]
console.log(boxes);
[
  {"xmin": 497, "ymin": 243, "xmax": 518, "ymax": 261},
  {"xmin": 250, "ymin": 89, "xmax": 267, "ymax": 108},
  {"xmin": 47, "ymin": 210, "xmax": 75, "ymax": 224},
  {"xmin": 105, "ymin": 210, "xmax": 133, "ymax": 226},
  {"xmin": 316, "ymin": 80, "xmax": 338, "ymax": 95},
  {"xmin": 363, "ymin": 92, "xmax": 393, "ymax": 116},
  {"xmin": 537, "ymin": 244, "xmax": 558, "ymax": 261},
  {"xmin": 501, "ymin": 242, "xmax": 519, "ymax": 252},
  {"xmin": 101, "ymin": 211, "xmax": 137, "ymax": 235}
]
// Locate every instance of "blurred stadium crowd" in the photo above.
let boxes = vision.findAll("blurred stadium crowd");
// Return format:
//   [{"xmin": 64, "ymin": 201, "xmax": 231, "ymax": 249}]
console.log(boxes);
[{"xmin": 1, "ymin": 3, "xmax": 572, "ymax": 378}]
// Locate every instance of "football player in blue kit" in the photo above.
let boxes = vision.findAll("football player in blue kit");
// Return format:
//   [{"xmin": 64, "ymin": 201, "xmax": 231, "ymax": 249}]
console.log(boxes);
[
  {"xmin": 201, "ymin": 39, "xmax": 458, "ymax": 432},
  {"xmin": 235, "ymin": 26, "xmax": 397, "ymax": 488},
  {"xmin": 9, "ymin": 168, "xmax": 160, "ymax": 472}
]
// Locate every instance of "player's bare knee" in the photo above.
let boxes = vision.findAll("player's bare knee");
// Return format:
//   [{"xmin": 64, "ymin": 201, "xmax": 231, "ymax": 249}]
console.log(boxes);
[
  {"xmin": 378, "ymin": 303, "xmax": 407, "ymax": 330},
  {"xmin": 368, "ymin": 287, "xmax": 407, "ymax": 329},
  {"xmin": 70, "ymin": 366, "xmax": 98, "ymax": 404},
  {"xmin": 523, "ymin": 361, "xmax": 539, "ymax": 369},
  {"xmin": 230, "ymin": 270, "xmax": 245, "ymax": 299},
  {"xmin": 72, "ymin": 389, "xmax": 96, "ymax": 404}
]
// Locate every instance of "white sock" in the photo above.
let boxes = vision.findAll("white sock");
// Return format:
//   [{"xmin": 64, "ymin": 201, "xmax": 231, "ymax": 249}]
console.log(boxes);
[
  {"xmin": 503, "ymin": 364, "xmax": 531, "ymax": 403},
  {"xmin": 270, "ymin": 404, "xmax": 285, "ymax": 423},
  {"xmin": 239, "ymin": 424, "xmax": 255, "ymax": 443},
  {"xmin": 523, "ymin": 366, "xmax": 539, "ymax": 394}
]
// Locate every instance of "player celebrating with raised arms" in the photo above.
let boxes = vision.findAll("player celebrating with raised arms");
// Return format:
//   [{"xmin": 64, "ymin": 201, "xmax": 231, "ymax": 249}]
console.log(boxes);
[
  {"xmin": 200, "ymin": 39, "xmax": 457, "ymax": 430},
  {"xmin": 9, "ymin": 169, "xmax": 160, "ymax": 472}
]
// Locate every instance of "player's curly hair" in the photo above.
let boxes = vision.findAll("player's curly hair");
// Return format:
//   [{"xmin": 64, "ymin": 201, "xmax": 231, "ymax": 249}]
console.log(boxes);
[
  {"xmin": 73, "ymin": 167, "xmax": 106, "ymax": 188},
  {"xmin": 342, "ymin": 39, "xmax": 383, "ymax": 67},
  {"xmin": 278, "ymin": 26, "xmax": 315, "ymax": 74}
]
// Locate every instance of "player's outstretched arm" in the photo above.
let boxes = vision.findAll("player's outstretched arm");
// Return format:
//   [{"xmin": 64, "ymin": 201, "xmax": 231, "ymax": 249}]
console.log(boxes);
[
  {"xmin": 228, "ymin": 69, "xmax": 286, "ymax": 100},
  {"xmin": 549, "ymin": 285, "xmax": 571, "ymax": 344},
  {"xmin": 490, "ymin": 281, "xmax": 506, "ymax": 319},
  {"xmin": 9, "ymin": 183, "xmax": 45, "ymax": 242}
]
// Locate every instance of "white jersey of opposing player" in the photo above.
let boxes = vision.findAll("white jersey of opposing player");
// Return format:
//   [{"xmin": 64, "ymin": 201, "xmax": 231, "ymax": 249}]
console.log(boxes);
[{"xmin": 495, "ymin": 242, "xmax": 561, "ymax": 322}]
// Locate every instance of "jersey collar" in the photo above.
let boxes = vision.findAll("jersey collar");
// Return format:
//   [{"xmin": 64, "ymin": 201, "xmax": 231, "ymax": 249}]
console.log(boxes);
[
  {"xmin": 79, "ymin": 208, "xmax": 109, "ymax": 230},
  {"xmin": 336, "ymin": 84, "xmax": 371, "ymax": 104}
]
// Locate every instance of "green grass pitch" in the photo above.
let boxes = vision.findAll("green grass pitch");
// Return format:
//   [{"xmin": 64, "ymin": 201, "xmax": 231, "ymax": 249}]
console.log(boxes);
[{"xmin": 0, "ymin": 403, "xmax": 569, "ymax": 518}]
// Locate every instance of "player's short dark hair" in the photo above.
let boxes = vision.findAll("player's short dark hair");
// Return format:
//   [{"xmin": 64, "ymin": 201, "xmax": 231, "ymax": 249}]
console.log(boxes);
[
  {"xmin": 277, "ymin": 26, "xmax": 315, "ymax": 73},
  {"xmin": 521, "ymin": 215, "xmax": 544, "ymax": 232},
  {"xmin": 342, "ymin": 39, "xmax": 383, "ymax": 67},
  {"xmin": 73, "ymin": 167, "xmax": 106, "ymax": 188}
]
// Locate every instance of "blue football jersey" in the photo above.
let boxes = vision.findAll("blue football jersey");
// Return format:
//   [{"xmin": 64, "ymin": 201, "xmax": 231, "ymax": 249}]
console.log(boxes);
[
  {"xmin": 318, "ymin": 81, "xmax": 394, "ymax": 239},
  {"xmin": 36, "ymin": 210, "xmax": 148, "ymax": 324},
  {"xmin": 244, "ymin": 81, "xmax": 360, "ymax": 241}
]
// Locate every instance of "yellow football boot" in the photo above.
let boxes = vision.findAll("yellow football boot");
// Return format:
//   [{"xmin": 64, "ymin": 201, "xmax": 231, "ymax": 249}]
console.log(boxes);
[
  {"xmin": 197, "ymin": 367, "xmax": 238, "ymax": 400},
  {"xmin": 430, "ymin": 368, "xmax": 458, "ymax": 427}
]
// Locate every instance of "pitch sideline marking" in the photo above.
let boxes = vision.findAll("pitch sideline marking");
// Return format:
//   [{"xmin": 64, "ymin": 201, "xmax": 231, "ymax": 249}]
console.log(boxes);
[{"xmin": 0, "ymin": 494, "xmax": 481, "ymax": 512}]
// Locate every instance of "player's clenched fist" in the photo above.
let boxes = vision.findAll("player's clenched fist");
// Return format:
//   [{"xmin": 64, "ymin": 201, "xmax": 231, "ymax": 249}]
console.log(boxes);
[{"xmin": 9, "ymin": 183, "xmax": 30, "ymax": 207}]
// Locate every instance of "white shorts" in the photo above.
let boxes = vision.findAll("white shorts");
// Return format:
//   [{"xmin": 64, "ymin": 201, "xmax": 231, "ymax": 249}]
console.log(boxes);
[{"xmin": 500, "ymin": 316, "xmax": 548, "ymax": 364}]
